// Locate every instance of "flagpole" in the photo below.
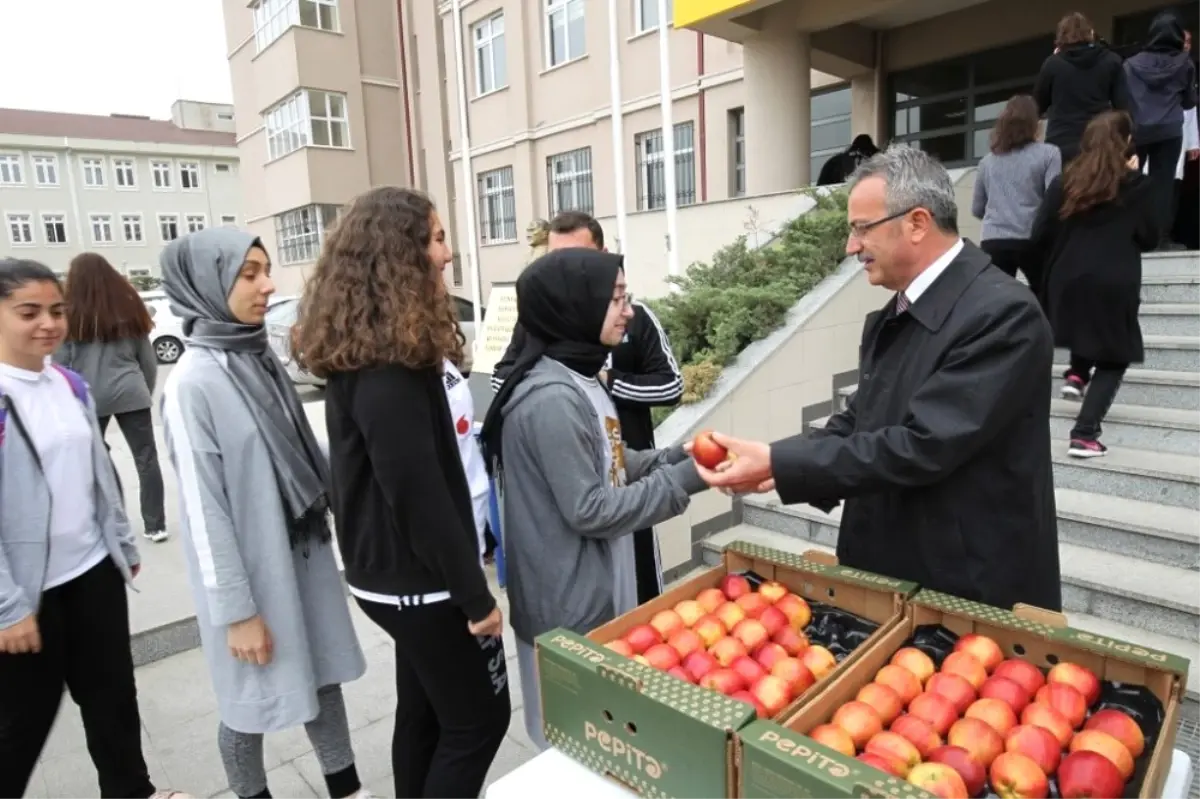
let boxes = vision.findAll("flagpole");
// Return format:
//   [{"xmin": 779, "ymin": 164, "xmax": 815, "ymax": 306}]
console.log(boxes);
[
  {"xmin": 606, "ymin": 0, "xmax": 629, "ymax": 255},
  {"xmin": 656, "ymin": 0, "xmax": 679, "ymax": 280},
  {"xmin": 450, "ymin": 0, "xmax": 484, "ymax": 341}
]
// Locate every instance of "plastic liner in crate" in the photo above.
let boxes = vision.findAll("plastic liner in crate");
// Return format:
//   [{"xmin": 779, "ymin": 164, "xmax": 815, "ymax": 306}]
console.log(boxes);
[{"xmin": 901, "ymin": 623, "xmax": 1165, "ymax": 799}]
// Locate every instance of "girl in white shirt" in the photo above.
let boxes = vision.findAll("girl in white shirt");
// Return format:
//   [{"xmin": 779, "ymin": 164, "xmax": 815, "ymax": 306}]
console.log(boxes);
[{"xmin": 0, "ymin": 258, "xmax": 188, "ymax": 799}]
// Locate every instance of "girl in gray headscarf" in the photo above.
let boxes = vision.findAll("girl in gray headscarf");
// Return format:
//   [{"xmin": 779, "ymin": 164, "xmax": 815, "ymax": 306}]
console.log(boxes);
[{"xmin": 158, "ymin": 228, "xmax": 369, "ymax": 799}]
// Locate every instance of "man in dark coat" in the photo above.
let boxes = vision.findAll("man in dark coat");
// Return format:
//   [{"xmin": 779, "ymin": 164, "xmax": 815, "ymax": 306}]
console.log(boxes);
[
  {"xmin": 492, "ymin": 211, "xmax": 683, "ymax": 603},
  {"xmin": 694, "ymin": 146, "xmax": 1062, "ymax": 613}
]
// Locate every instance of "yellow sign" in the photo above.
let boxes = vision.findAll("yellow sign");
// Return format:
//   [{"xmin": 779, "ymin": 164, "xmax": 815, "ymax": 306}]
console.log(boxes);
[
  {"xmin": 673, "ymin": 0, "xmax": 757, "ymax": 28},
  {"xmin": 472, "ymin": 283, "xmax": 518, "ymax": 376}
]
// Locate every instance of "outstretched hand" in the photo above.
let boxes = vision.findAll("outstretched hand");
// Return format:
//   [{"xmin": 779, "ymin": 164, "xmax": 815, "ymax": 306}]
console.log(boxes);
[{"xmin": 693, "ymin": 432, "xmax": 775, "ymax": 495}]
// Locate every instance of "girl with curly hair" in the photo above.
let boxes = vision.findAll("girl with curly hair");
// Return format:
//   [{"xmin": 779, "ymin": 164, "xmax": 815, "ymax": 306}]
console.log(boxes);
[
  {"xmin": 158, "ymin": 228, "xmax": 368, "ymax": 799},
  {"xmin": 298, "ymin": 186, "xmax": 509, "ymax": 799}
]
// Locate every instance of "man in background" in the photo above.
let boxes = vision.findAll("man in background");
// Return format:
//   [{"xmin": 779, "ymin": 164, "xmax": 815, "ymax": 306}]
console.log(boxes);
[{"xmin": 492, "ymin": 211, "xmax": 683, "ymax": 603}]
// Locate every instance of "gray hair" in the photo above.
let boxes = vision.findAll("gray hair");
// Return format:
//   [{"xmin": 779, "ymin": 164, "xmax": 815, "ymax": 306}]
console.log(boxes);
[{"xmin": 847, "ymin": 144, "xmax": 959, "ymax": 234}]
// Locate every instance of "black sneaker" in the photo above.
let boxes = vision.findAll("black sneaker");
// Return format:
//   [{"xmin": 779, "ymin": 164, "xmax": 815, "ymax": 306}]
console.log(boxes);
[
  {"xmin": 1068, "ymin": 439, "xmax": 1107, "ymax": 458},
  {"xmin": 1061, "ymin": 374, "xmax": 1086, "ymax": 400}
]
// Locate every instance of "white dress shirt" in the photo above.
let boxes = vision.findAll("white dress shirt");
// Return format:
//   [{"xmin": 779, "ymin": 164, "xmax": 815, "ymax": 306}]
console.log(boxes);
[{"xmin": 904, "ymin": 238, "xmax": 965, "ymax": 305}]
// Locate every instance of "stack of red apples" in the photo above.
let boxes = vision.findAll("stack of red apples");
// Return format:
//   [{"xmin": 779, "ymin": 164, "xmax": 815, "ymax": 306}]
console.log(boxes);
[
  {"xmin": 604, "ymin": 574, "xmax": 839, "ymax": 719},
  {"xmin": 806, "ymin": 634, "xmax": 1145, "ymax": 798}
]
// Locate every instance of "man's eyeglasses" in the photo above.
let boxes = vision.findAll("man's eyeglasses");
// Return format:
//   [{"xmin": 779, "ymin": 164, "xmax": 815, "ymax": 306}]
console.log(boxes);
[{"xmin": 848, "ymin": 206, "xmax": 918, "ymax": 239}]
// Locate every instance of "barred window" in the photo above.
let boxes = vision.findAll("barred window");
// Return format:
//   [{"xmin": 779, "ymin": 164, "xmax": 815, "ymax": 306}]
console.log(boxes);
[
  {"xmin": 729, "ymin": 108, "xmax": 745, "ymax": 197},
  {"xmin": 274, "ymin": 204, "xmax": 340, "ymax": 265},
  {"xmin": 477, "ymin": 166, "xmax": 517, "ymax": 244},
  {"xmin": 634, "ymin": 121, "xmax": 696, "ymax": 210},
  {"xmin": 546, "ymin": 147, "xmax": 593, "ymax": 216}
]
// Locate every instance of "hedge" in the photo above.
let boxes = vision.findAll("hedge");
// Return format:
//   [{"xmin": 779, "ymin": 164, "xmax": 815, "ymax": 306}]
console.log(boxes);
[{"xmin": 648, "ymin": 189, "xmax": 850, "ymax": 426}]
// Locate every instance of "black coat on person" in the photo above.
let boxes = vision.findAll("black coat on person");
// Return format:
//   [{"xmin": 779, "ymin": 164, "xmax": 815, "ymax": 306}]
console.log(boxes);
[
  {"xmin": 770, "ymin": 243, "xmax": 1062, "ymax": 612},
  {"xmin": 1031, "ymin": 173, "xmax": 1158, "ymax": 366}
]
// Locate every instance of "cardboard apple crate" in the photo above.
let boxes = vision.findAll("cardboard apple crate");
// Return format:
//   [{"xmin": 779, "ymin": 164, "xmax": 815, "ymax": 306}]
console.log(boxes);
[
  {"xmin": 738, "ymin": 589, "xmax": 1191, "ymax": 799},
  {"xmin": 533, "ymin": 540, "xmax": 918, "ymax": 798}
]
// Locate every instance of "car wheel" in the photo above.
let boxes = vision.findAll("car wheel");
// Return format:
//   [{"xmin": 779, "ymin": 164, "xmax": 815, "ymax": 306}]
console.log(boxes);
[{"xmin": 155, "ymin": 336, "xmax": 183, "ymax": 364}]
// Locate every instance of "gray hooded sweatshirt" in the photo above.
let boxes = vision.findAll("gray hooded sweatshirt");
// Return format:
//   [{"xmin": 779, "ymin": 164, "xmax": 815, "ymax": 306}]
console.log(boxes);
[{"xmin": 500, "ymin": 357, "xmax": 706, "ymax": 643}]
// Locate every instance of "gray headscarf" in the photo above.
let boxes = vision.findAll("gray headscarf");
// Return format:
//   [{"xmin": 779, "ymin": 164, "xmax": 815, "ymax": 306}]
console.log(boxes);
[{"xmin": 160, "ymin": 227, "xmax": 331, "ymax": 550}]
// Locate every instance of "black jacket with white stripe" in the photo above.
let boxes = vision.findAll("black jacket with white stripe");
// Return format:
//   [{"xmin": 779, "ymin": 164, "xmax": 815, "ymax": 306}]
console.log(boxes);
[{"xmin": 490, "ymin": 301, "xmax": 682, "ymax": 449}]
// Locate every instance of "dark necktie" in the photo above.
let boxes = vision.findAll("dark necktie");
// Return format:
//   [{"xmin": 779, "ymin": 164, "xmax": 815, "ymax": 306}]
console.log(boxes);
[{"xmin": 896, "ymin": 291, "xmax": 911, "ymax": 314}]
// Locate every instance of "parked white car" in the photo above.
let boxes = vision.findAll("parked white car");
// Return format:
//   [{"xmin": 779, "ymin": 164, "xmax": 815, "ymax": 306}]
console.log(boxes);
[
  {"xmin": 143, "ymin": 296, "xmax": 187, "ymax": 364},
  {"xmin": 265, "ymin": 294, "xmax": 485, "ymax": 387}
]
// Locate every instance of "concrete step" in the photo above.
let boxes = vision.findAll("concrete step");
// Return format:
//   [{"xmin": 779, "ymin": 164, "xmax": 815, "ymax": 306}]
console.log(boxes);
[
  {"xmin": 731, "ymin": 499, "xmax": 1200, "ymax": 642},
  {"xmin": 1143, "ymin": 275, "xmax": 1200, "ymax": 304},
  {"xmin": 1046, "ymin": 400, "xmax": 1200, "ymax": 456},
  {"xmin": 700, "ymin": 525, "xmax": 1200, "ymax": 700},
  {"xmin": 1055, "ymin": 488, "xmax": 1200, "ymax": 569},
  {"xmin": 1051, "ymin": 367, "xmax": 1200, "ymax": 411},
  {"xmin": 1142, "ymin": 250, "xmax": 1200, "ymax": 278},
  {"xmin": 1140, "ymin": 303, "xmax": 1200, "ymax": 337},
  {"xmin": 1056, "ymin": 336, "xmax": 1200, "ymax": 373},
  {"xmin": 1051, "ymin": 445, "xmax": 1199, "ymax": 509}
]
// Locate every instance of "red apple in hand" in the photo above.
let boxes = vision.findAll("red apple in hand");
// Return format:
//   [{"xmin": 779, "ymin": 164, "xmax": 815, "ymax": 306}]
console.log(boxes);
[
  {"xmin": 1084, "ymin": 708, "xmax": 1145, "ymax": 758},
  {"xmin": 692, "ymin": 430, "xmax": 729, "ymax": 469},
  {"xmin": 1058, "ymin": 750, "xmax": 1126, "ymax": 799},
  {"xmin": 989, "ymin": 752, "xmax": 1050, "ymax": 799},
  {"xmin": 927, "ymin": 745, "xmax": 987, "ymax": 797},
  {"xmin": 994, "ymin": 659, "xmax": 1046, "ymax": 697}
]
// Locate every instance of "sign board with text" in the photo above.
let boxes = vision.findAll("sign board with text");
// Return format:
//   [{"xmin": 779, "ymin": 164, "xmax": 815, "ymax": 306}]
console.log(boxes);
[{"xmin": 474, "ymin": 283, "xmax": 518, "ymax": 376}]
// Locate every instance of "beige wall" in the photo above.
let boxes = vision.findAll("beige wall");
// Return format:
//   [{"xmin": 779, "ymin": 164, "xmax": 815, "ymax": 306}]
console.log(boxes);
[{"xmin": 653, "ymin": 261, "xmax": 891, "ymax": 572}]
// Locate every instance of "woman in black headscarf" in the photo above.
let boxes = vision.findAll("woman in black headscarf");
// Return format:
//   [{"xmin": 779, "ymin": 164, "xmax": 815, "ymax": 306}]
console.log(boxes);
[
  {"xmin": 480, "ymin": 248, "xmax": 707, "ymax": 751},
  {"xmin": 817, "ymin": 134, "xmax": 881, "ymax": 186}
]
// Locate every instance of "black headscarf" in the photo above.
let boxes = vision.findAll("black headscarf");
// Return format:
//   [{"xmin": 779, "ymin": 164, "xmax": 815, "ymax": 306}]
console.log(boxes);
[
  {"xmin": 1144, "ymin": 12, "xmax": 1185, "ymax": 54},
  {"xmin": 480, "ymin": 247, "xmax": 624, "ymax": 476}
]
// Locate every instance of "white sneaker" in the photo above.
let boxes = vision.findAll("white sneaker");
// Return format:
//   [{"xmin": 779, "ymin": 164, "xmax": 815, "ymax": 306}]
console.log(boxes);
[{"xmin": 143, "ymin": 529, "xmax": 169, "ymax": 543}]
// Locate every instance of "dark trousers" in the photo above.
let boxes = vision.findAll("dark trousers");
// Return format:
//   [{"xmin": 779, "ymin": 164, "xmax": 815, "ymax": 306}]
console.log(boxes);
[
  {"xmin": 981, "ymin": 239, "xmax": 1042, "ymax": 298},
  {"xmin": 99, "ymin": 410, "xmax": 166, "ymax": 532},
  {"xmin": 0, "ymin": 558, "xmax": 154, "ymax": 799},
  {"xmin": 1136, "ymin": 137, "xmax": 1184, "ymax": 247},
  {"xmin": 357, "ymin": 597, "xmax": 511, "ymax": 799},
  {"xmin": 1065, "ymin": 355, "xmax": 1128, "ymax": 440},
  {"xmin": 633, "ymin": 529, "xmax": 663, "ymax": 604}
]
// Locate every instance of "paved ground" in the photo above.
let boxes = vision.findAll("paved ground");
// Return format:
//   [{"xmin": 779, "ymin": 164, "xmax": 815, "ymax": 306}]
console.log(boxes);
[{"xmin": 27, "ymin": 366, "xmax": 536, "ymax": 797}]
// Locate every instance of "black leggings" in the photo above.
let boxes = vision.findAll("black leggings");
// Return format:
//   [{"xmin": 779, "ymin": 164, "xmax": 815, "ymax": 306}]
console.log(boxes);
[
  {"xmin": 981, "ymin": 239, "xmax": 1042, "ymax": 297},
  {"xmin": 357, "ymin": 597, "xmax": 511, "ymax": 798},
  {"xmin": 1065, "ymin": 355, "xmax": 1128, "ymax": 441},
  {"xmin": 0, "ymin": 558, "xmax": 156, "ymax": 799},
  {"xmin": 99, "ymin": 410, "xmax": 166, "ymax": 532}
]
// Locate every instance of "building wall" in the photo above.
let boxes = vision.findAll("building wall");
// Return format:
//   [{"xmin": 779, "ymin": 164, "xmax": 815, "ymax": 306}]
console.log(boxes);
[
  {"xmin": 223, "ymin": 0, "xmax": 414, "ymax": 295},
  {"xmin": 0, "ymin": 138, "xmax": 240, "ymax": 275}
]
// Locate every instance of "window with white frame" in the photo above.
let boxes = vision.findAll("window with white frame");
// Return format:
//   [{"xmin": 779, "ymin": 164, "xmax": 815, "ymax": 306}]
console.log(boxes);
[
  {"xmin": 0, "ymin": 154, "xmax": 24, "ymax": 185},
  {"xmin": 477, "ymin": 166, "xmax": 517, "ymax": 244},
  {"xmin": 151, "ymin": 160, "xmax": 173, "ymax": 189},
  {"xmin": 81, "ymin": 157, "xmax": 106, "ymax": 188},
  {"xmin": 121, "ymin": 213, "xmax": 144, "ymax": 243},
  {"xmin": 634, "ymin": 121, "xmax": 696, "ymax": 210},
  {"xmin": 158, "ymin": 214, "xmax": 180, "ymax": 242},
  {"xmin": 546, "ymin": 147, "xmax": 594, "ymax": 216},
  {"xmin": 265, "ymin": 89, "xmax": 350, "ymax": 160},
  {"xmin": 545, "ymin": 0, "xmax": 585, "ymax": 68},
  {"xmin": 42, "ymin": 213, "xmax": 68, "ymax": 245},
  {"xmin": 6, "ymin": 213, "xmax": 34, "ymax": 246},
  {"xmin": 180, "ymin": 162, "xmax": 201, "ymax": 190},
  {"xmin": 253, "ymin": 0, "xmax": 339, "ymax": 52},
  {"xmin": 89, "ymin": 214, "xmax": 114, "ymax": 244},
  {"xmin": 31, "ymin": 155, "xmax": 58, "ymax": 186},
  {"xmin": 112, "ymin": 158, "xmax": 136, "ymax": 189},
  {"xmin": 635, "ymin": 0, "xmax": 673, "ymax": 33},
  {"xmin": 473, "ymin": 12, "xmax": 507, "ymax": 95},
  {"xmin": 221, "ymin": 214, "xmax": 238, "ymax": 226},
  {"xmin": 729, "ymin": 107, "xmax": 745, "ymax": 197},
  {"xmin": 186, "ymin": 214, "xmax": 207, "ymax": 233},
  {"xmin": 274, "ymin": 204, "xmax": 340, "ymax": 265}
]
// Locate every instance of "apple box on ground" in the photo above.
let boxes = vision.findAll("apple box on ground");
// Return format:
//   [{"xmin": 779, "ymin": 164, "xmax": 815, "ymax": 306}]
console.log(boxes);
[
  {"xmin": 533, "ymin": 540, "xmax": 918, "ymax": 798},
  {"xmin": 737, "ymin": 589, "xmax": 1190, "ymax": 799}
]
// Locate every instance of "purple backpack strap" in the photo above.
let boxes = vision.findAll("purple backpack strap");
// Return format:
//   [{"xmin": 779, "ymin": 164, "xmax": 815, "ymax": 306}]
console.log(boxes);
[{"xmin": 0, "ymin": 366, "xmax": 89, "ymax": 447}]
